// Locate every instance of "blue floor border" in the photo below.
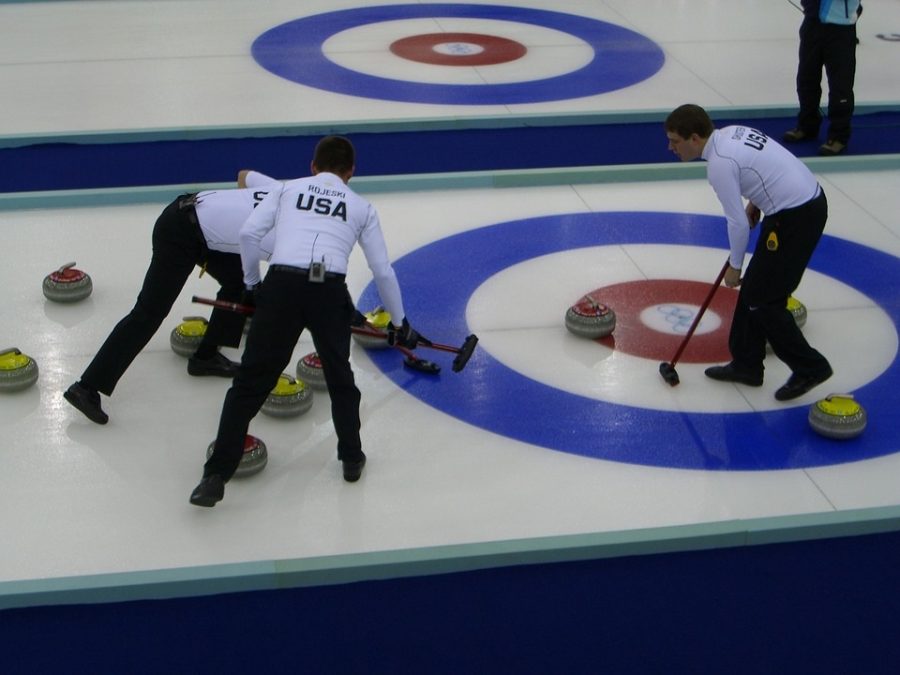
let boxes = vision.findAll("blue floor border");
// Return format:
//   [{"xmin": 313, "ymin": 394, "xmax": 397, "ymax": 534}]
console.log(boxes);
[
  {"xmin": 3, "ymin": 106, "xmax": 900, "ymax": 193},
  {"xmin": 4, "ymin": 525, "xmax": 900, "ymax": 674}
]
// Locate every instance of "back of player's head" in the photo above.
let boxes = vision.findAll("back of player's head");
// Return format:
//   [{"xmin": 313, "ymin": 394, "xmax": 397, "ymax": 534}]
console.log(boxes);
[
  {"xmin": 665, "ymin": 104, "xmax": 714, "ymax": 139},
  {"xmin": 313, "ymin": 136, "xmax": 355, "ymax": 175}
]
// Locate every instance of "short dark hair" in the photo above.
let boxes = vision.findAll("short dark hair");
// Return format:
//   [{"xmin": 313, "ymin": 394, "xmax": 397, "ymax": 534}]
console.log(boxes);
[
  {"xmin": 665, "ymin": 104, "xmax": 714, "ymax": 139},
  {"xmin": 313, "ymin": 136, "xmax": 355, "ymax": 175}
]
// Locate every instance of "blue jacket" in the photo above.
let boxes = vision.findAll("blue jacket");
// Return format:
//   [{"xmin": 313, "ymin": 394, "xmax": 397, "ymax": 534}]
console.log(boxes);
[{"xmin": 802, "ymin": 0, "xmax": 862, "ymax": 24}]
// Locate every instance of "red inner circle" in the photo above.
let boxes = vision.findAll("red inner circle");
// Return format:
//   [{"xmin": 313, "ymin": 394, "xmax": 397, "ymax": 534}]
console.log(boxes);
[
  {"xmin": 389, "ymin": 33, "xmax": 527, "ymax": 66},
  {"xmin": 578, "ymin": 279, "xmax": 739, "ymax": 363}
]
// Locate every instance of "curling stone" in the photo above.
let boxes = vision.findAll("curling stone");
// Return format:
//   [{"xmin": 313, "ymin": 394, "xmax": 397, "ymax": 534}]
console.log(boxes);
[
  {"xmin": 352, "ymin": 306, "xmax": 392, "ymax": 349},
  {"xmin": 787, "ymin": 296, "xmax": 807, "ymax": 329},
  {"xmin": 206, "ymin": 434, "xmax": 268, "ymax": 477},
  {"xmin": 261, "ymin": 373, "xmax": 313, "ymax": 418},
  {"xmin": 170, "ymin": 316, "xmax": 208, "ymax": 357},
  {"xmin": 0, "ymin": 347, "xmax": 39, "ymax": 392},
  {"xmin": 296, "ymin": 351, "xmax": 327, "ymax": 390},
  {"xmin": 565, "ymin": 296, "xmax": 616, "ymax": 339},
  {"xmin": 808, "ymin": 394, "xmax": 867, "ymax": 440},
  {"xmin": 42, "ymin": 262, "xmax": 92, "ymax": 303},
  {"xmin": 768, "ymin": 296, "xmax": 809, "ymax": 352}
]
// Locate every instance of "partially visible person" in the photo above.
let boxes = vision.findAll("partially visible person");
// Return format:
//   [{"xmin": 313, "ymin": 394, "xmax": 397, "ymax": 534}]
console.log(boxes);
[
  {"xmin": 665, "ymin": 104, "xmax": 832, "ymax": 401},
  {"xmin": 783, "ymin": 0, "xmax": 862, "ymax": 156},
  {"xmin": 64, "ymin": 171, "xmax": 280, "ymax": 425},
  {"xmin": 190, "ymin": 136, "xmax": 425, "ymax": 507}
]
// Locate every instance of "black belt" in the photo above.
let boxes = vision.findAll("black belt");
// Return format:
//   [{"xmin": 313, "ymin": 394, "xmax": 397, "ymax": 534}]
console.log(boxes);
[
  {"xmin": 177, "ymin": 194, "xmax": 200, "ymax": 226},
  {"xmin": 269, "ymin": 264, "xmax": 345, "ymax": 280},
  {"xmin": 176, "ymin": 194, "xmax": 209, "ymax": 264}
]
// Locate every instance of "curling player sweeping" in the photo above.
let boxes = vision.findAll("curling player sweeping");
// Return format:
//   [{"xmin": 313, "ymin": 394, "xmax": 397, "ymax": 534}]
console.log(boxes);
[
  {"xmin": 191, "ymin": 136, "xmax": 428, "ymax": 506},
  {"xmin": 661, "ymin": 104, "xmax": 832, "ymax": 400},
  {"xmin": 64, "ymin": 171, "xmax": 281, "ymax": 425}
]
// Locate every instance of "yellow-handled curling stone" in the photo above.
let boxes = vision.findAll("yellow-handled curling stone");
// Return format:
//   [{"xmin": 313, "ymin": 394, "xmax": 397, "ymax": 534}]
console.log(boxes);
[
  {"xmin": 0, "ymin": 347, "xmax": 39, "ymax": 392},
  {"xmin": 787, "ymin": 296, "xmax": 807, "ymax": 329},
  {"xmin": 808, "ymin": 394, "xmax": 866, "ymax": 440},
  {"xmin": 170, "ymin": 316, "xmax": 208, "ymax": 357},
  {"xmin": 261, "ymin": 373, "xmax": 313, "ymax": 418},
  {"xmin": 352, "ymin": 306, "xmax": 392, "ymax": 349}
]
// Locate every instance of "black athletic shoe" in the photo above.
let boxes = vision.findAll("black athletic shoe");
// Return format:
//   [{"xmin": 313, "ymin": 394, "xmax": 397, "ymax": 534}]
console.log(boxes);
[
  {"xmin": 63, "ymin": 382, "xmax": 108, "ymax": 424},
  {"xmin": 704, "ymin": 363, "xmax": 763, "ymax": 387},
  {"xmin": 189, "ymin": 474, "xmax": 225, "ymax": 507},
  {"xmin": 342, "ymin": 455, "xmax": 367, "ymax": 483},
  {"xmin": 775, "ymin": 366, "xmax": 833, "ymax": 401},
  {"xmin": 187, "ymin": 352, "xmax": 238, "ymax": 378}
]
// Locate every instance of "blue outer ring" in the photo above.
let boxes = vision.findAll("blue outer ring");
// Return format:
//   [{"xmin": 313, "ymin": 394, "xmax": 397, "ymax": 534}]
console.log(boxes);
[
  {"xmin": 251, "ymin": 4, "xmax": 665, "ymax": 104},
  {"xmin": 358, "ymin": 212, "xmax": 900, "ymax": 471}
]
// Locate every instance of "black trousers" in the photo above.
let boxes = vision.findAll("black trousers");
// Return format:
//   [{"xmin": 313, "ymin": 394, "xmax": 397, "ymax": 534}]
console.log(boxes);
[
  {"xmin": 204, "ymin": 266, "xmax": 362, "ymax": 481},
  {"xmin": 729, "ymin": 190, "xmax": 830, "ymax": 378},
  {"xmin": 80, "ymin": 196, "xmax": 246, "ymax": 396},
  {"xmin": 795, "ymin": 16, "xmax": 857, "ymax": 143}
]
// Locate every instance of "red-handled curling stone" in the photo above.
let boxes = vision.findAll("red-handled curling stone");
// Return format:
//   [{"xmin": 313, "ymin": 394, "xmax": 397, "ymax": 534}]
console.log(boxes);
[
  {"xmin": 261, "ymin": 373, "xmax": 313, "ymax": 418},
  {"xmin": 42, "ymin": 262, "xmax": 92, "ymax": 303},
  {"xmin": 206, "ymin": 434, "xmax": 268, "ymax": 477},
  {"xmin": 170, "ymin": 316, "xmax": 208, "ymax": 357},
  {"xmin": 565, "ymin": 295, "xmax": 616, "ymax": 339},
  {"xmin": 0, "ymin": 347, "xmax": 39, "ymax": 392},
  {"xmin": 296, "ymin": 351, "xmax": 327, "ymax": 390}
]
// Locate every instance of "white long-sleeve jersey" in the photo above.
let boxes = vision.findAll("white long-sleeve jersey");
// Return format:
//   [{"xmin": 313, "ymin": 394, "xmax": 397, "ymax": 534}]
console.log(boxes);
[
  {"xmin": 194, "ymin": 172, "xmax": 280, "ymax": 255},
  {"xmin": 703, "ymin": 126, "xmax": 820, "ymax": 269},
  {"xmin": 239, "ymin": 171, "xmax": 406, "ymax": 322}
]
